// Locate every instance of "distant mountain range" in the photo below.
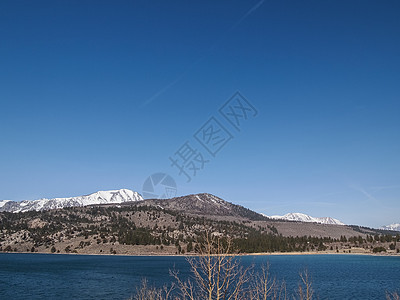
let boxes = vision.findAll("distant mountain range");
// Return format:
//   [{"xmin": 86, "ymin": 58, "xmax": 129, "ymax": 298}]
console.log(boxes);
[
  {"xmin": 0, "ymin": 189, "xmax": 143, "ymax": 213},
  {"xmin": 0, "ymin": 190, "xmax": 260, "ymax": 220},
  {"xmin": 381, "ymin": 223, "xmax": 400, "ymax": 232},
  {"xmin": 265, "ymin": 212, "xmax": 345, "ymax": 225},
  {"xmin": 0, "ymin": 189, "xmax": 395, "ymax": 241},
  {"xmin": 0, "ymin": 189, "xmax": 393, "ymax": 232},
  {"xmin": 1, "ymin": 191, "xmax": 392, "ymax": 256}
]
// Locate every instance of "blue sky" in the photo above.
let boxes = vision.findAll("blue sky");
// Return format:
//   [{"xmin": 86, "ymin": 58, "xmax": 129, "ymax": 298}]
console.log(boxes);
[{"xmin": 0, "ymin": 1, "xmax": 399, "ymax": 228}]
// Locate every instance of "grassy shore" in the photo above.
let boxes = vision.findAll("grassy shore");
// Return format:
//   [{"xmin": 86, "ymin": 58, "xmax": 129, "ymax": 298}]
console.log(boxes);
[{"xmin": 3, "ymin": 248, "xmax": 400, "ymax": 257}]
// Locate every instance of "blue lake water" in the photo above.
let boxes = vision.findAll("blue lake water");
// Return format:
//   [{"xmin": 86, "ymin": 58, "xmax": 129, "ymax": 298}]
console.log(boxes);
[{"xmin": 0, "ymin": 253, "xmax": 399, "ymax": 300}]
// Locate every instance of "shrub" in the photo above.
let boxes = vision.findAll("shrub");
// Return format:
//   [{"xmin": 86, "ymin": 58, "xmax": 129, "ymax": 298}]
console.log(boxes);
[{"xmin": 373, "ymin": 246, "xmax": 386, "ymax": 253}]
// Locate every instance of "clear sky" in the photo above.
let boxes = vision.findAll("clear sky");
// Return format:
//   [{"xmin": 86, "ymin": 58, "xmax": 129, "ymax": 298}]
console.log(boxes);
[{"xmin": 0, "ymin": 1, "xmax": 399, "ymax": 228}]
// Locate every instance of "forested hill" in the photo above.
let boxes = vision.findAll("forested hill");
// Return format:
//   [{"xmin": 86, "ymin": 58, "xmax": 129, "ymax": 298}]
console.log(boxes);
[
  {"xmin": 124, "ymin": 193, "xmax": 268, "ymax": 221},
  {"xmin": 1, "ymin": 195, "xmax": 399, "ymax": 256}
]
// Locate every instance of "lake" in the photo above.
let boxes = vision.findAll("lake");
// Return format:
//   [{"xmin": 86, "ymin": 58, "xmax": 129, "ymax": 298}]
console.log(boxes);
[{"xmin": 0, "ymin": 253, "xmax": 399, "ymax": 299}]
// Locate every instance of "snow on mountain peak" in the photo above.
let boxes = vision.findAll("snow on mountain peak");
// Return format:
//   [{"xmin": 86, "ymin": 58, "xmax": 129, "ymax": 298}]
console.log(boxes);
[
  {"xmin": 266, "ymin": 212, "xmax": 345, "ymax": 225},
  {"xmin": 0, "ymin": 189, "xmax": 143, "ymax": 213},
  {"xmin": 381, "ymin": 223, "xmax": 400, "ymax": 232},
  {"xmin": 0, "ymin": 200, "xmax": 11, "ymax": 208}
]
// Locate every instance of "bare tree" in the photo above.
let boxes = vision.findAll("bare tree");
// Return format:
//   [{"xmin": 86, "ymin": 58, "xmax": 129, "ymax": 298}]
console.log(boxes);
[
  {"xmin": 130, "ymin": 279, "xmax": 174, "ymax": 300},
  {"xmin": 295, "ymin": 269, "xmax": 314, "ymax": 300},
  {"xmin": 387, "ymin": 292, "xmax": 400, "ymax": 300},
  {"xmin": 130, "ymin": 233, "xmax": 316, "ymax": 300},
  {"xmin": 172, "ymin": 232, "xmax": 250, "ymax": 300},
  {"xmin": 247, "ymin": 263, "xmax": 287, "ymax": 300}
]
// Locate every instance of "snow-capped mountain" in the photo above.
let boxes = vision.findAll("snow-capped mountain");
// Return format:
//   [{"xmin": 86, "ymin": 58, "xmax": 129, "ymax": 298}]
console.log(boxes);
[
  {"xmin": 0, "ymin": 189, "xmax": 143, "ymax": 213},
  {"xmin": 266, "ymin": 212, "xmax": 345, "ymax": 225},
  {"xmin": 381, "ymin": 223, "xmax": 400, "ymax": 232}
]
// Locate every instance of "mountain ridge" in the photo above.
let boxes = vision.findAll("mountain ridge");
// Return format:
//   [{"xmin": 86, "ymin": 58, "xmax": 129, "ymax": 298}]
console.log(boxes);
[
  {"xmin": 0, "ymin": 189, "xmax": 366, "ymax": 228},
  {"xmin": 0, "ymin": 189, "xmax": 143, "ymax": 213},
  {"xmin": 265, "ymin": 212, "xmax": 345, "ymax": 225},
  {"xmin": 134, "ymin": 193, "xmax": 267, "ymax": 221}
]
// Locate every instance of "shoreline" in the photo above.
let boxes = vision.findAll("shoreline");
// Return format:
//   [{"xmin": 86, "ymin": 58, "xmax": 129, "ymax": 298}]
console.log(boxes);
[{"xmin": 1, "ymin": 250, "xmax": 399, "ymax": 258}]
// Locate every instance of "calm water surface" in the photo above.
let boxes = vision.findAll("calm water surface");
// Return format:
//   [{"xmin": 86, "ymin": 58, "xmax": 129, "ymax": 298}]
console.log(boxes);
[{"xmin": 0, "ymin": 253, "xmax": 399, "ymax": 300}]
